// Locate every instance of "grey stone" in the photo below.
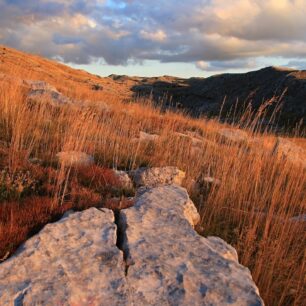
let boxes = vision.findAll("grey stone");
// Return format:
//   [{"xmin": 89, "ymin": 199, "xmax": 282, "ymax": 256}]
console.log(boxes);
[
  {"xmin": 130, "ymin": 166, "xmax": 186, "ymax": 187},
  {"xmin": 119, "ymin": 185, "xmax": 264, "ymax": 306},
  {"xmin": 0, "ymin": 208, "xmax": 129, "ymax": 306},
  {"xmin": 0, "ymin": 169, "xmax": 264, "ymax": 306},
  {"xmin": 26, "ymin": 80, "xmax": 71, "ymax": 105},
  {"xmin": 114, "ymin": 170, "xmax": 134, "ymax": 189}
]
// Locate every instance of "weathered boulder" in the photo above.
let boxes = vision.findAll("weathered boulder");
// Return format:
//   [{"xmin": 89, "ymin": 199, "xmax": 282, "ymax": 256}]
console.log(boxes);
[
  {"xmin": 0, "ymin": 208, "xmax": 129, "ymax": 305},
  {"xmin": 114, "ymin": 170, "xmax": 134, "ymax": 190},
  {"xmin": 26, "ymin": 80, "xmax": 71, "ymax": 105},
  {"xmin": 130, "ymin": 166, "xmax": 186, "ymax": 187},
  {"xmin": 272, "ymin": 137, "xmax": 306, "ymax": 168},
  {"xmin": 56, "ymin": 151, "xmax": 94, "ymax": 167},
  {"xmin": 119, "ymin": 185, "xmax": 264, "ymax": 306}
]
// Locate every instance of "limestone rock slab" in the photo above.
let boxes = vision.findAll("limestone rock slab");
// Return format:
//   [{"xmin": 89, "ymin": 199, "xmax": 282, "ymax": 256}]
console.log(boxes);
[
  {"xmin": 120, "ymin": 185, "xmax": 264, "ymax": 306},
  {"xmin": 0, "ymin": 208, "xmax": 129, "ymax": 306}
]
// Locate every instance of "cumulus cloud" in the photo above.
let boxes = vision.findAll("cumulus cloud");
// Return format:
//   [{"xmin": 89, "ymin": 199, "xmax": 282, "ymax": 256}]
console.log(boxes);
[{"xmin": 0, "ymin": 0, "xmax": 306, "ymax": 71}]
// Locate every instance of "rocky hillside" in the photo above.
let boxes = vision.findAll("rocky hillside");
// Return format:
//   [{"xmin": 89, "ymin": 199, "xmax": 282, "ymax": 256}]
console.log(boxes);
[
  {"xmin": 123, "ymin": 67, "xmax": 306, "ymax": 130},
  {"xmin": 0, "ymin": 45, "xmax": 305, "ymax": 306},
  {"xmin": 0, "ymin": 168, "xmax": 264, "ymax": 305},
  {"xmin": 1, "ymin": 45, "xmax": 305, "ymax": 131}
]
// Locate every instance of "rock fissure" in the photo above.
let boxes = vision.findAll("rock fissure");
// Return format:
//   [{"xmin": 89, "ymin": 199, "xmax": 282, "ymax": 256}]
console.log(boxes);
[
  {"xmin": 0, "ymin": 167, "xmax": 264, "ymax": 305},
  {"xmin": 114, "ymin": 209, "xmax": 131, "ymax": 277}
]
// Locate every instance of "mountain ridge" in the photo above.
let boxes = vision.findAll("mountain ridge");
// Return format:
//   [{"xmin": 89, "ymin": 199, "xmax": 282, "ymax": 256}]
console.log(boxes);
[{"xmin": 1, "ymin": 45, "xmax": 305, "ymax": 131}]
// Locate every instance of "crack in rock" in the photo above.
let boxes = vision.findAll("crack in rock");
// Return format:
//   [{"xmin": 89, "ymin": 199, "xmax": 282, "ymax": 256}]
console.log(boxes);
[
  {"xmin": 0, "ymin": 167, "xmax": 264, "ymax": 305},
  {"xmin": 119, "ymin": 184, "xmax": 264, "ymax": 306},
  {"xmin": 114, "ymin": 209, "xmax": 133, "ymax": 276}
]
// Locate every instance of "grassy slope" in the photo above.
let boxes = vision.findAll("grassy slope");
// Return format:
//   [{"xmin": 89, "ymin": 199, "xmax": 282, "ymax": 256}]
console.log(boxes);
[{"xmin": 0, "ymin": 45, "xmax": 305, "ymax": 306}]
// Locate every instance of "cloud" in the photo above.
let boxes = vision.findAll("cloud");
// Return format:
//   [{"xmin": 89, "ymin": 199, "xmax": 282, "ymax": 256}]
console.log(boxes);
[
  {"xmin": 140, "ymin": 30, "xmax": 167, "ymax": 42},
  {"xmin": 196, "ymin": 59, "xmax": 257, "ymax": 71},
  {"xmin": 0, "ymin": 0, "xmax": 306, "ymax": 71},
  {"xmin": 287, "ymin": 60, "xmax": 306, "ymax": 70}
]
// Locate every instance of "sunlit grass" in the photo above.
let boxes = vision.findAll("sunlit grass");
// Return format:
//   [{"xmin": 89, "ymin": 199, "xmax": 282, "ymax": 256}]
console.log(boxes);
[{"xmin": 0, "ymin": 50, "xmax": 305, "ymax": 306}]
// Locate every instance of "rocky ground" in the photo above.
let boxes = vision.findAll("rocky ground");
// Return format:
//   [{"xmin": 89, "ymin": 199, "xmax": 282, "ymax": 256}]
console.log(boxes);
[
  {"xmin": 0, "ymin": 167, "xmax": 264, "ymax": 306},
  {"xmin": 0, "ymin": 45, "xmax": 305, "ymax": 306}
]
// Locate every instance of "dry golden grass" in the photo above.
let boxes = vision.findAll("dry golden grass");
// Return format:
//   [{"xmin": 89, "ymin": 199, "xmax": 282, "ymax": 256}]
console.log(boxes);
[{"xmin": 0, "ymin": 46, "xmax": 305, "ymax": 306}]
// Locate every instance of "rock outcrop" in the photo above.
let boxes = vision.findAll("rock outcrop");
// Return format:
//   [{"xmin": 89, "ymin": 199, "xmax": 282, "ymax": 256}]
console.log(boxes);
[
  {"xmin": 0, "ymin": 208, "xmax": 129, "ymax": 305},
  {"xmin": 27, "ymin": 80, "xmax": 71, "ymax": 105},
  {"xmin": 130, "ymin": 166, "xmax": 186, "ymax": 187},
  {"xmin": 0, "ymin": 167, "xmax": 264, "ymax": 306},
  {"xmin": 119, "ymin": 185, "xmax": 263, "ymax": 305}
]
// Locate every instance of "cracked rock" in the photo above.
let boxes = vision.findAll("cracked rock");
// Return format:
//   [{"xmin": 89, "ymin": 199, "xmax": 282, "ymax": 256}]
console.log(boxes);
[
  {"xmin": 120, "ymin": 185, "xmax": 264, "ymax": 306},
  {"xmin": 0, "ymin": 208, "xmax": 129, "ymax": 306},
  {"xmin": 0, "ymin": 175, "xmax": 264, "ymax": 306}
]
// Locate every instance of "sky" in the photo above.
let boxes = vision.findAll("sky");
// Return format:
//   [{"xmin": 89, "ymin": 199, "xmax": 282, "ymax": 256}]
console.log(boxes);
[{"xmin": 1, "ymin": 0, "xmax": 306, "ymax": 77}]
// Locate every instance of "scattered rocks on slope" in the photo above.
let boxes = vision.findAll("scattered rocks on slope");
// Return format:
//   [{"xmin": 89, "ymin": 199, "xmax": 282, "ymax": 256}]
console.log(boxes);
[
  {"xmin": 119, "ymin": 184, "xmax": 263, "ymax": 305},
  {"xmin": 130, "ymin": 166, "xmax": 186, "ymax": 187},
  {"xmin": 0, "ymin": 208, "xmax": 129, "ymax": 305},
  {"xmin": 56, "ymin": 151, "xmax": 94, "ymax": 167}
]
